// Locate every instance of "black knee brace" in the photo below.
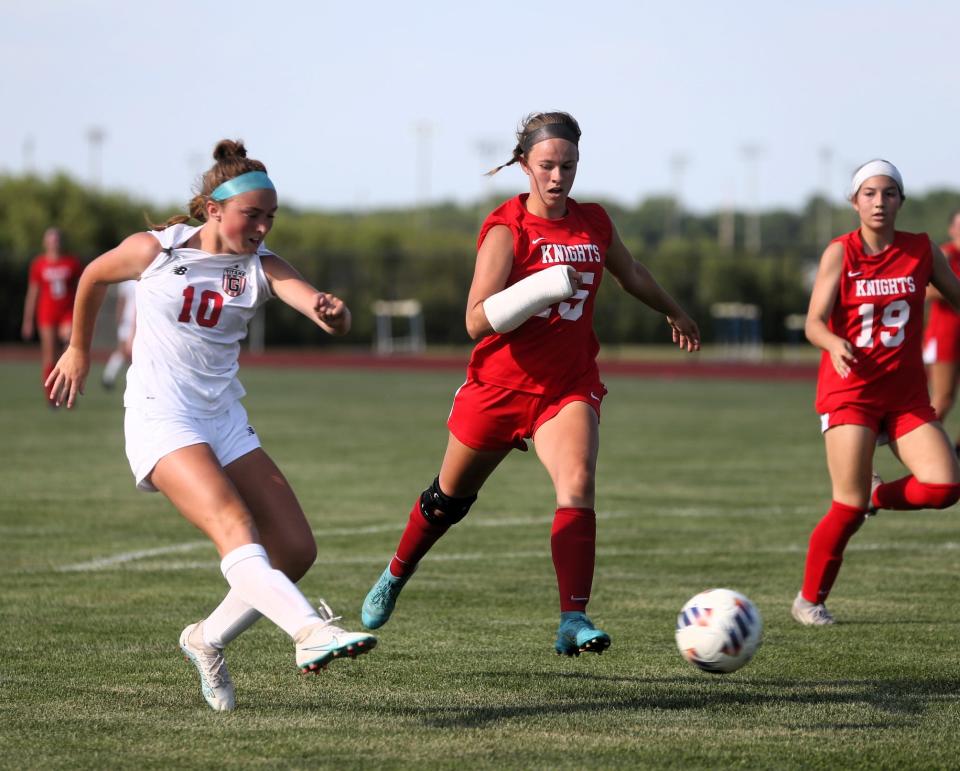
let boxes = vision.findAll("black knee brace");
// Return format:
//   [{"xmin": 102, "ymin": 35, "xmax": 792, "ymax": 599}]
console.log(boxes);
[{"xmin": 419, "ymin": 477, "xmax": 477, "ymax": 526}]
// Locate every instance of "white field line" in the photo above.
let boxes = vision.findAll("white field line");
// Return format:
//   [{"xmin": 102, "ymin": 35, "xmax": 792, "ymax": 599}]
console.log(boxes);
[
  {"xmin": 57, "ymin": 526, "xmax": 960, "ymax": 574},
  {"xmin": 57, "ymin": 513, "xmax": 632, "ymax": 573}
]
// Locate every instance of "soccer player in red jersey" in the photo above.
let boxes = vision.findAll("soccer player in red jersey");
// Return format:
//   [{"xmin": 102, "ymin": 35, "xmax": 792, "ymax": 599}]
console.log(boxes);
[
  {"xmin": 794, "ymin": 161, "xmax": 960, "ymax": 625},
  {"xmin": 360, "ymin": 112, "xmax": 700, "ymax": 655},
  {"xmin": 922, "ymin": 209, "xmax": 960, "ymax": 450},
  {"xmin": 20, "ymin": 228, "xmax": 83, "ymax": 391}
]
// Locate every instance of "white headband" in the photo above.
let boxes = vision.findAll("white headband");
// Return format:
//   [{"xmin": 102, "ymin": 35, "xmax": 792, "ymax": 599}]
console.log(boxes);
[{"xmin": 849, "ymin": 159, "xmax": 904, "ymax": 199}]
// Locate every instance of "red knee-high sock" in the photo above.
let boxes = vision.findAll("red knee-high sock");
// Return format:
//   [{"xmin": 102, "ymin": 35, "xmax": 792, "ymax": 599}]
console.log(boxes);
[
  {"xmin": 551, "ymin": 507, "xmax": 596, "ymax": 612},
  {"xmin": 873, "ymin": 475, "xmax": 960, "ymax": 510},
  {"xmin": 388, "ymin": 498, "xmax": 448, "ymax": 578},
  {"xmin": 801, "ymin": 501, "xmax": 866, "ymax": 604}
]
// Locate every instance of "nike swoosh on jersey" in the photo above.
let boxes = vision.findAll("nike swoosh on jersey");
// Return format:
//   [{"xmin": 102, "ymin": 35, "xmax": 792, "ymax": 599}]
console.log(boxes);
[
  {"xmin": 532, "ymin": 237, "xmax": 547, "ymax": 244},
  {"xmin": 848, "ymin": 271, "xmax": 863, "ymax": 277}
]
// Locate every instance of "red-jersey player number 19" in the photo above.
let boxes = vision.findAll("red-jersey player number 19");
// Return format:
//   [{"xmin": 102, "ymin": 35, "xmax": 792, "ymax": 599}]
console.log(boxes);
[{"xmin": 854, "ymin": 299, "xmax": 909, "ymax": 348}]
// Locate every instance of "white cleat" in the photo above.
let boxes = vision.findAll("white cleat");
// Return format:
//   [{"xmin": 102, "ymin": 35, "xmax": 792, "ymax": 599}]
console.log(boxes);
[
  {"xmin": 179, "ymin": 622, "xmax": 236, "ymax": 711},
  {"xmin": 791, "ymin": 593, "xmax": 835, "ymax": 626},
  {"xmin": 294, "ymin": 600, "xmax": 377, "ymax": 674}
]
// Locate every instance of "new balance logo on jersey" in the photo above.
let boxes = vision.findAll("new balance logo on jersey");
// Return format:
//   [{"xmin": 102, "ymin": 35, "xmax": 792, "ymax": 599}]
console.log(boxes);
[
  {"xmin": 172, "ymin": 266, "xmax": 188, "ymax": 275},
  {"xmin": 540, "ymin": 243, "xmax": 602, "ymax": 264},
  {"xmin": 854, "ymin": 275, "xmax": 916, "ymax": 298},
  {"xmin": 222, "ymin": 266, "xmax": 247, "ymax": 297}
]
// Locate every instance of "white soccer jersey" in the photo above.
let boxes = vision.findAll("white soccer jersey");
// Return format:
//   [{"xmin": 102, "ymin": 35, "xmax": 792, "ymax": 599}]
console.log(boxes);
[
  {"xmin": 124, "ymin": 224, "xmax": 273, "ymax": 416},
  {"xmin": 116, "ymin": 279, "xmax": 137, "ymax": 342}
]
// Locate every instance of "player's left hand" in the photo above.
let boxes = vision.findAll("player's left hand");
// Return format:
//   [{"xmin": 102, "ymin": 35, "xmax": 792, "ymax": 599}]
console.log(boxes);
[
  {"xmin": 45, "ymin": 345, "xmax": 90, "ymax": 409},
  {"xmin": 313, "ymin": 292, "xmax": 351, "ymax": 335},
  {"xmin": 667, "ymin": 313, "xmax": 701, "ymax": 352}
]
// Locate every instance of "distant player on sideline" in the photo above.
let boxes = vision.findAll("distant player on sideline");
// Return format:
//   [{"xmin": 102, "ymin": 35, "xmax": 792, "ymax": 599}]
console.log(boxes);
[
  {"xmin": 46, "ymin": 140, "xmax": 375, "ymax": 711},
  {"xmin": 922, "ymin": 209, "xmax": 960, "ymax": 450},
  {"xmin": 21, "ymin": 227, "xmax": 83, "ymax": 393},
  {"xmin": 360, "ymin": 112, "xmax": 700, "ymax": 655},
  {"xmin": 102, "ymin": 279, "xmax": 137, "ymax": 389},
  {"xmin": 794, "ymin": 160, "xmax": 960, "ymax": 626}
]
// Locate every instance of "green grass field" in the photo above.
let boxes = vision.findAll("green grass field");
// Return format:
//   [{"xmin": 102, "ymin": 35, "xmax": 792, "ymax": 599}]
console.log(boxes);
[{"xmin": 3, "ymin": 359, "xmax": 959, "ymax": 769}]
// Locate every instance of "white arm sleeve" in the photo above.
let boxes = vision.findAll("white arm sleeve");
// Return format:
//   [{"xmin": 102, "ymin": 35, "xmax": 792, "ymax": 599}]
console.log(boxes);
[{"xmin": 482, "ymin": 264, "xmax": 575, "ymax": 333}]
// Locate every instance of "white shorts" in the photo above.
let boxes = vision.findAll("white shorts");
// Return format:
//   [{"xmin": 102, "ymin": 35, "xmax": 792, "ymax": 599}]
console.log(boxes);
[{"xmin": 124, "ymin": 401, "xmax": 261, "ymax": 492}]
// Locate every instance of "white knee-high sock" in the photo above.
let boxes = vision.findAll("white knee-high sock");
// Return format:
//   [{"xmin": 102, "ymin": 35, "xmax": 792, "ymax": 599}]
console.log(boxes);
[
  {"xmin": 202, "ymin": 591, "xmax": 262, "ymax": 649},
  {"xmin": 103, "ymin": 350, "xmax": 126, "ymax": 382},
  {"xmin": 219, "ymin": 544, "xmax": 317, "ymax": 637}
]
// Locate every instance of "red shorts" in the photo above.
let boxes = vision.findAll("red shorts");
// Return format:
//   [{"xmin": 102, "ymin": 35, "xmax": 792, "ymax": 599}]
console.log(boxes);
[
  {"xmin": 36, "ymin": 306, "xmax": 73, "ymax": 329},
  {"xmin": 447, "ymin": 378, "xmax": 607, "ymax": 451},
  {"xmin": 819, "ymin": 403, "xmax": 938, "ymax": 442},
  {"xmin": 923, "ymin": 316, "xmax": 960, "ymax": 364}
]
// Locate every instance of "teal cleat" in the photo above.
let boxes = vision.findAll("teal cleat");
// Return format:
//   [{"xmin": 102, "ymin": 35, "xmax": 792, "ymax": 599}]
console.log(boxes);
[
  {"xmin": 554, "ymin": 611, "xmax": 611, "ymax": 656},
  {"xmin": 361, "ymin": 566, "xmax": 411, "ymax": 630}
]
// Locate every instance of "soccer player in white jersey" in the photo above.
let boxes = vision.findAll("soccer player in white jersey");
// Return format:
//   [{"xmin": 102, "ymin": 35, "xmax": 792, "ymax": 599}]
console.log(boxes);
[
  {"xmin": 47, "ymin": 139, "xmax": 376, "ymax": 711},
  {"xmin": 101, "ymin": 279, "xmax": 136, "ymax": 389}
]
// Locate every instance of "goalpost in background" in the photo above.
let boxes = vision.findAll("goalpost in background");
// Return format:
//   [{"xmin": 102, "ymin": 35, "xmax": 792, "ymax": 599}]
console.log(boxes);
[{"xmin": 372, "ymin": 299, "xmax": 425, "ymax": 355}]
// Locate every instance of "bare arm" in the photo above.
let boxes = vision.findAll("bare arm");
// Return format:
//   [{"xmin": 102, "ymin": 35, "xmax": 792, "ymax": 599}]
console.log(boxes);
[
  {"xmin": 929, "ymin": 240, "xmax": 960, "ymax": 312},
  {"xmin": 261, "ymin": 254, "xmax": 350, "ymax": 336},
  {"xmin": 465, "ymin": 225, "xmax": 520, "ymax": 340},
  {"xmin": 21, "ymin": 281, "xmax": 39, "ymax": 339},
  {"xmin": 604, "ymin": 224, "xmax": 700, "ymax": 351},
  {"xmin": 46, "ymin": 233, "xmax": 160, "ymax": 407},
  {"xmin": 804, "ymin": 241, "xmax": 856, "ymax": 378}
]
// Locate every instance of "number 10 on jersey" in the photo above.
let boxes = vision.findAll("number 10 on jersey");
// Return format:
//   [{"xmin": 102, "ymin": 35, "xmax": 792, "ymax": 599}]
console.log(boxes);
[{"xmin": 178, "ymin": 286, "xmax": 224, "ymax": 328}]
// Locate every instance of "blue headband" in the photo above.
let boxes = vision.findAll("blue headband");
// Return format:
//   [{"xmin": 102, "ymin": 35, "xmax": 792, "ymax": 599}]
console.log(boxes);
[{"xmin": 210, "ymin": 171, "xmax": 276, "ymax": 201}]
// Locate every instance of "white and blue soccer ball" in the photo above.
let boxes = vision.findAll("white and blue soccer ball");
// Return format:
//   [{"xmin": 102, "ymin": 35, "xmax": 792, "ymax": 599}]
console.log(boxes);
[{"xmin": 675, "ymin": 588, "xmax": 762, "ymax": 674}]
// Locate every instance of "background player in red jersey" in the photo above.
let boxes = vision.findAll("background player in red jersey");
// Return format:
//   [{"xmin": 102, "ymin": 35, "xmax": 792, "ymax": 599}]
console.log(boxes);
[
  {"xmin": 794, "ymin": 161, "xmax": 960, "ymax": 626},
  {"xmin": 360, "ymin": 112, "xmax": 700, "ymax": 656},
  {"xmin": 20, "ymin": 227, "xmax": 83, "ymax": 391},
  {"xmin": 922, "ymin": 209, "xmax": 960, "ymax": 450}
]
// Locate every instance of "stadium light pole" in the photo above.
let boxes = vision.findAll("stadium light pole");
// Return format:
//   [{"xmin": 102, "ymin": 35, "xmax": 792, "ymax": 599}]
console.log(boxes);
[
  {"xmin": 414, "ymin": 120, "xmax": 434, "ymax": 228},
  {"xmin": 22, "ymin": 135, "xmax": 35, "ymax": 174},
  {"xmin": 86, "ymin": 127, "xmax": 106, "ymax": 189},
  {"xmin": 741, "ymin": 143, "xmax": 762, "ymax": 252},
  {"xmin": 668, "ymin": 153, "xmax": 689, "ymax": 237},
  {"xmin": 475, "ymin": 138, "xmax": 499, "ymax": 229},
  {"xmin": 817, "ymin": 146, "xmax": 834, "ymax": 246}
]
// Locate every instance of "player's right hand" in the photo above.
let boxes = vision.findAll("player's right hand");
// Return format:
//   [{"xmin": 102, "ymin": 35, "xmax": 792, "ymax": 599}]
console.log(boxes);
[
  {"xmin": 828, "ymin": 338, "xmax": 857, "ymax": 379},
  {"xmin": 45, "ymin": 345, "xmax": 90, "ymax": 409}
]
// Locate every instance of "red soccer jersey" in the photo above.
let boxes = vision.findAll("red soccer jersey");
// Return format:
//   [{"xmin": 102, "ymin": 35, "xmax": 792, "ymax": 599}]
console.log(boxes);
[
  {"xmin": 466, "ymin": 194, "xmax": 612, "ymax": 395},
  {"xmin": 29, "ymin": 253, "xmax": 83, "ymax": 323},
  {"xmin": 815, "ymin": 229, "xmax": 932, "ymax": 413}
]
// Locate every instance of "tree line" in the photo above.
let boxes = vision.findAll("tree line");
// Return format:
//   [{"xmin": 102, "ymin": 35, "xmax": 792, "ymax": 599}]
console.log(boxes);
[{"xmin": 2, "ymin": 173, "xmax": 958, "ymax": 348}]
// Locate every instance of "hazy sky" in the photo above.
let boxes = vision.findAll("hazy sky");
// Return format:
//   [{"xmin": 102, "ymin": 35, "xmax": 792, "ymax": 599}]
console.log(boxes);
[{"xmin": 3, "ymin": 1, "xmax": 957, "ymax": 215}]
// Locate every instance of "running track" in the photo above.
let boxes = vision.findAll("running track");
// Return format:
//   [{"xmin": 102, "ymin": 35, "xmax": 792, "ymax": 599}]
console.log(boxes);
[{"xmin": 1, "ymin": 345, "xmax": 817, "ymax": 381}]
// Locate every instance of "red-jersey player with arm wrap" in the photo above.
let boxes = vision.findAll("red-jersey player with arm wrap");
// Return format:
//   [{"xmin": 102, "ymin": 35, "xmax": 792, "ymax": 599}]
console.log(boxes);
[
  {"xmin": 923, "ymin": 209, "xmax": 960, "ymax": 450},
  {"xmin": 793, "ymin": 160, "xmax": 960, "ymax": 626},
  {"xmin": 360, "ymin": 111, "xmax": 700, "ymax": 655}
]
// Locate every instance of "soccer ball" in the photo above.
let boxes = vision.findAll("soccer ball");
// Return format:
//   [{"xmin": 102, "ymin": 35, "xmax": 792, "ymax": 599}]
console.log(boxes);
[{"xmin": 675, "ymin": 588, "xmax": 762, "ymax": 674}]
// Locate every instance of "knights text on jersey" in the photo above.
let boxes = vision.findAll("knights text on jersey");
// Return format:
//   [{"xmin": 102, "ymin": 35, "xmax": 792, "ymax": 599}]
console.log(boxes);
[
  {"xmin": 466, "ymin": 194, "xmax": 613, "ymax": 395},
  {"xmin": 815, "ymin": 229, "xmax": 932, "ymax": 413},
  {"xmin": 123, "ymin": 224, "xmax": 273, "ymax": 416}
]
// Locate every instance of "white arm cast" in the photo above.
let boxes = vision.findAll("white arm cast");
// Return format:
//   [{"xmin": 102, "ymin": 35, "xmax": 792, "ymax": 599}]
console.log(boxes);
[{"xmin": 482, "ymin": 264, "xmax": 575, "ymax": 333}]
